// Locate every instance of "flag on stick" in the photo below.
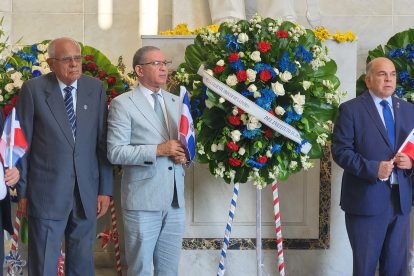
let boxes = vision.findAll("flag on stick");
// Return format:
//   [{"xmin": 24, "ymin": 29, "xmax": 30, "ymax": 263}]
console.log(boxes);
[
  {"xmin": 398, "ymin": 128, "xmax": 414, "ymax": 159},
  {"xmin": 179, "ymin": 86, "xmax": 196, "ymax": 162}
]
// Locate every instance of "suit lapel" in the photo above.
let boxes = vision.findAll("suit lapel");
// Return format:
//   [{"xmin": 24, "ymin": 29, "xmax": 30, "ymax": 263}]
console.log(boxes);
[
  {"xmin": 75, "ymin": 76, "xmax": 92, "ymax": 145},
  {"xmin": 129, "ymin": 87, "xmax": 169, "ymax": 140},
  {"xmin": 392, "ymin": 97, "xmax": 402, "ymax": 149},
  {"xmin": 44, "ymin": 75, "xmax": 75, "ymax": 148},
  {"xmin": 362, "ymin": 92, "xmax": 393, "ymax": 150},
  {"xmin": 163, "ymin": 90, "xmax": 178, "ymax": 140}
]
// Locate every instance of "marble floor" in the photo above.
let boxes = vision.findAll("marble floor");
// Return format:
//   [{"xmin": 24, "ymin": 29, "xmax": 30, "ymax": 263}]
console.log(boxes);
[{"xmin": 2, "ymin": 267, "xmax": 127, "ymax": 276}]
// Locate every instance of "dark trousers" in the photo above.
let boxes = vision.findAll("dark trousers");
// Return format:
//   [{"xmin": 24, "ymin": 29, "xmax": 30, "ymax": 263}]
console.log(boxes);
[
  {"xmin": 345, "ymin": 186, "xmax": 410, "ymax": 276},
  {"xmin": 28, "ymin": 186, "xmax": 96, "ymax": 276}
]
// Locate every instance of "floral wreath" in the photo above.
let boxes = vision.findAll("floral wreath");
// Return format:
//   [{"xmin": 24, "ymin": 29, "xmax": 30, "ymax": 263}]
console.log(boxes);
[
  {"xmin": 356, "ymin": 29, "xmax": 414, "ymax": 100},
  {"xmin": 0, "ymin": 39, "xmax": 132, "ymax": 117},
  {"xmin": 173, "ymin": 15, "xmax": 344, "ymax": 187}
]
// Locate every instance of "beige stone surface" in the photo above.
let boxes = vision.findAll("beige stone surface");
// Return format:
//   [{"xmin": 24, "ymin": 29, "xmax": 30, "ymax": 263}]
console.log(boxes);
[
  {"xmin": 0, "ymin": 0, "xmax": 11, "ymax": 12},
  {"xmin": 13, "ymin": 0, "xmax": 83, "ymax": 13}
]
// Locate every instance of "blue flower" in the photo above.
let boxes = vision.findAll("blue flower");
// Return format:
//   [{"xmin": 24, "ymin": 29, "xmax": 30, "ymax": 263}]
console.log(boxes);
[
  {"xmin": 271, "ymin": 144, "xmax": 282, "ymax": 154},
  {"xmin": 21, "ymin": 66, "xmax": 31, "ymax": 72},
  {"xmin": 389, "ymin": 48, "xmax": 404, "ymax": 58},
  {"xmin": 4, "ymin": 63, "xmax": 13, "ymax": 70},
  {"xmin": 242, "ymin": 128, "xmax": 260, "ymax": 139},
  {"xmin": 32, "ymin": 70, "xmax": 42, "ymax": 77},
  {"xmin": 241, "ymin": 88, "xmax": 252, "ymax": 97},
  {"xmin": 123, "ymin": 82, "xmax": 130, "ymax": 91},
  {"xmin": 295, "ymin": 45, "xmax": 313, "ymax": 63},
  {"xmin": 229, "ymin": 59, "xmax": 244, "ymax": 71},
  {"xmin": 31, "ymin": 44, "xmax": 38, "ymax": 53},
  {"xmin": 278, "ymin": 51, "xmax": 297, "ymax": 74},
  {"xmin": 255, "ymin": 88, "xmax": 276, "ymax": 110},
  {"xmin": 399, "ymin": 70, "xmax": 409, "ymax": 82},
  {"xmin": 284, "ymin": 108, "xmax": 302, "ymax": 124},
  {"xmin": 224, "ymin": 34, "xmax": 240, "ymax": 52},
  {"xmin": 406, "ymin": 44, "xmax": 413, "ymax": 52},
  {"xmin": 395, "ymin": 87, "xmax": 404, "ymax": 98}
]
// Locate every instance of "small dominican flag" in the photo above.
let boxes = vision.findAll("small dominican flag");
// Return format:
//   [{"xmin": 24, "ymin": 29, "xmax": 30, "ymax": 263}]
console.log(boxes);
[
  {"xmin": 0, "ymin": 107, "xmax": 28, "ymax": 168},
  {"xmin": 399, "ymin": 128, "xmax": 414, "ymax": 160},
  {"xmin": 179, "ymin": 86, "xmax": 196, "ymax": 162}
]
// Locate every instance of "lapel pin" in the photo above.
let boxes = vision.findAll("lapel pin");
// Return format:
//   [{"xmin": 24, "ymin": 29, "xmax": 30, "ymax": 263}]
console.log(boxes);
[
  {"xmin": 84, "ymin": 105, "xmax": 88, "ymax": 110},
  {"xmin": 397, "ymin": 102, "xmax": 400, "ymax": 109}
]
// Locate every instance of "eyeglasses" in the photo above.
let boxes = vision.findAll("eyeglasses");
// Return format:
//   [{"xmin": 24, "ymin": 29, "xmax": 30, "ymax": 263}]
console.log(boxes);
[
  {"xmin": 50, "ymin": 55, "xmax": 83, "ymax": 64},
  {"xmin": 138, "ymin": 60, "xmax": 172, "ymax": 68}
]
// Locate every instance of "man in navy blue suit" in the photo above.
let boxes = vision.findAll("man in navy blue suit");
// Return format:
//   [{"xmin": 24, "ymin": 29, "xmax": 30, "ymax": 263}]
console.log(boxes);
[{"xmin": 332, "ymin": 57, "xmax": 414, "ymax": 276}]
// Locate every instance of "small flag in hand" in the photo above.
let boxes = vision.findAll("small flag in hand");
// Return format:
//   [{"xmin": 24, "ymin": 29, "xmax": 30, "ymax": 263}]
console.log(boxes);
[
  {"xmin": 399, "ymin": 128, "xmax": 414, "ymax": 160},
  {"xmin": 0, "ymin": 107, "xmax": 28, "ymax": 168},
  {"xmin": 179, "ymin": 86, "xmax": 196, "ymax": 162}
]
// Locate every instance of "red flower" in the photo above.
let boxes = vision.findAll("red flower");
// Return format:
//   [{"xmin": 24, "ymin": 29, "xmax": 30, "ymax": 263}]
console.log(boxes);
[
  {"xmin": 86, "ymin": 62, "xmax": 98, "ymax": 72},
  {"xmin": 264, "ymin": 128, "xmax": 273, "ymax": 138},
  {"xmin": 107, "ymin": 76, "xmax": 116, "ymax": 86},
  {"xmin": 228, "ymin": 53, "xmax": 239, "ymax": 62},
  {"xmin": 236, "ymin": 70, "xmax": 247, "ymax": 82},
  {"xmin": 98, "ymin": 70, "xmax": 107, "ymax": 79},
  {"xmin": 276, "ymin": 30, "xmax": 289, "ymax": 38},
  {"xmin": 237, "ymin": 108, "xmax": 245, "ymax": 114},
  {"xmin": 257, "ymin": 156, "xmax": 268, "ymax": 164},
  {"xmin": 258, "ymin": 41, "xmax": 271, "ymax": 53},
  {"xmin": 227, "ymin": 141, "xmax": 239, "ymax": 152},
  {"xmin": 84, "ymin": 55, "xmax": 94, "ymax": 61},
  {"xmin": 110, "ymin": 89, "xmax": 119, "ymax": 97},
  {"xmin": 259, "ymin": 69, "xmax": 272, "ymax": 82},
  {"xmin": 268, "ymin": 109, "xmax": 276, "ymax": 116},
  {"xmin": 229, "ymin": 157, "xmax": 242, "ymax": 167},
  {"xmin": 3, "ymin": 96, "xmax": 18, "ymax": 117},
  {"xmin": 228, "ymin": 115, "xmax": 241, "ymax": 126},
  {"xmin": 214, "ymin": 65, "xmax": 225, "ymax": 74}
]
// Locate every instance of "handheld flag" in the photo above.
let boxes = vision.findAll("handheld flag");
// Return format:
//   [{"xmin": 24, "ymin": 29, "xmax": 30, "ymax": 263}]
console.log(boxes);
[
  {"xmin": 399, "ymin": 128, "xmax": 414, "ymax": 160},
  {"xmin": 0, "ymin": 107, "xmax": 28, "ymax": 167},
  {"xmin": 179, "ymin": 86, "xmax": 196, "ymax": 162}
]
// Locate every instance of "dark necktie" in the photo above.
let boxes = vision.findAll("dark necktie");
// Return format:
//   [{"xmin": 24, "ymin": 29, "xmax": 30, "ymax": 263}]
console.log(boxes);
[
  {"xmin": 380, "ymin": 100, "xmax": 395, "ymax": 149},
  {"xmin": 151, "ymin": 93, "xmax": 167, "ymax": 130},
  {"xmin": 64, "ymin": 86, "xmax": 76, "ymax": 137}
]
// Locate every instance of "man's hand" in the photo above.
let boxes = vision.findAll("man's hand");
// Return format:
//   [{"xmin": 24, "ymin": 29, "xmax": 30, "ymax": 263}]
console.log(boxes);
[
  {"xmin": 172, "ymin": 155, "xmax": 188, "ymax": 164},
  {"xmin": 157, "ymin": 140, "xmax": 186, "ymax": 159},
  {"xmin": 97, "ymin": 195, "xmax": 110, "ymax": 219},
  {"xmin": 394, "ymin": 152, "xmax": 413, "ymax": 170},
  {"xmin": 5, "ymin": 167, "xmax": 19, "ymax": 187},
  {"xmin": 378, "ymin": 160, "xmax": 394, "ymax": 179}
]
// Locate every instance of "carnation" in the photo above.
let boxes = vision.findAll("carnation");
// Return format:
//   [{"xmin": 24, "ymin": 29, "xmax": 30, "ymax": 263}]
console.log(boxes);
[{"xmin": 250, "ymin": 51, "xmax": 261, "ymax": 62}]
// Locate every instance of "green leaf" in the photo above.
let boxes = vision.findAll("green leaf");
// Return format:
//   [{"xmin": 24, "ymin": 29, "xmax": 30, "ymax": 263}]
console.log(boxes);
[{"xmin": 20, "ymin": 216, "xmax": 28, "ymax": 245}]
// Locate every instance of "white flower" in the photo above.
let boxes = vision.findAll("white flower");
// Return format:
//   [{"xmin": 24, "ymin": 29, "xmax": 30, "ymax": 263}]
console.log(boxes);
[
  {"xmin": 322, "ymin": 79, "xmax": 334, "ymax": 90},
  {"xmin": 206, "ymin": 69, "xmax": 214, "ymax": 76},
  {"xmin": 275, "ymin": 106, "xmax": 285, "ymax": 116},
  {"xmin": 214, "ymin": 163, "xmax": 225, "ymax": 178},
  {"xmin": 216, "ymin": 59, "xmax": 225, "ymax": 66},
  {"xmin": 37, "ymin": 43, "xmax": 48, "ymax": 52},
  {"xmin": 232, "ymin": 106, "xmax": 239, "ymax": 115},
  {"xmin": 253, "ymin": 91, "xmax": 261, "ymax": 98},
  {"xmin": 240, "ymin": 114, "xmax": 248, "ymax": 124},
  {"xmin": 411, "ymin": 93, "xmax": 414, "ymax": 103},
  {"xmin": 10, "ymin": 71, "xmax": 22, "ymax": 81},
  {"xmin": 238, "ymin": 147, "xmax": 246, "ymax": 155},
  {"xmin": 13, "ymin": 79, "xmax": 23, "ymax": 89},
  {"xmin": 237, "ymin": 33, "xmax": 249, "ymax": 43},
  {"xmin": 273, "ymin": 67, "xmax": 280, "ymax": 75},
  {"xmin": 4, "ymin": 83, "xmax": 14, "ymax": 93},
  {"xmin": 226, "ymin": 74, "xmax": 238, "ymax": 87},
  {"xmin": 291, "ymin": 93, "xmax": 306, "ymax": 106},
  {"xmin": 192, "ymin": 80, "xmax": 201, "ymax": 90},
  {"xmin": 271, "ymin": 81, "xmax": 285, "ymax": 96},
  {"xmin": 238, "ymin": 52, "xmax": 245, "ymax": 58},
  {"xmin": 225, "ymin": 169, "xmax": 236, "ymax": 181},
  {"xmin": 0, "ymin": 95, "xmax": 3, "ymax": 102},
  {"xmin": 247, "ymin": 116, "xmax": 262, "ymax": 130},
  {"xmin": 250, "ymin": 51, "xmax": 261, "ymax": 62},
  {"xmin": 302, "ymin": 81, "xmax": 312, "ymax": 91},
  {"xmin": 279, "ymin": 71, "xmax": 292, "ymax": 82},
  {"xmin": 247, "ymin": 84, "xmax": 257, "ymax": 92},
  {"xmin": 289, "ymin": 161, "xmax": 298, "ymax": 170},
  {"xmin": 316, "ymin": 133, "xmax": 329, "ymax": 146},
  {"xmin": 217, "ymin": 143, "xmax": 225, "ymax": 151},
  {"xmin": 246, "ymin": 69, "xmax": 257, "ymax": 82},
  {"xmin": 205, "ymin": 99, "xmax": 213, "ymax": 109},
  {"xmin": 197, "ymin": 143, "xmax": 205, "ymax": 155},
  {"xmin": 230, "ymin": 130, "xmax": 242, "ymax": 142},
  {"xmin": 37, "ymin": 53, "xmax": 47, "ymax": 62},
  {"xmin": 219, "ymin": 97, "xmax": 225, "ymax": 103},
  {"xmin": 301, "ymin": 155, "xmax": 313, "ymax": 170},
  {"xmin": 266, "ymin": 150, "xmax": 272, "ymax": 158},
  {"xmin": 211, "ymin": 144, "xmax": 218, "ymax": 152},
  {"xmin": 293, "ymin": 105, "xmax": 304, "ymax": 115}
]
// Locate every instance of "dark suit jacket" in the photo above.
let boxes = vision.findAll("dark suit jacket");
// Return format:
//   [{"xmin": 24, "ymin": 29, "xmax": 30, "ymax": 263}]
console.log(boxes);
[
  {"xmin": 332, "ymin": 91, "xmax": 414, "ymax": 216},
  {"xmin": 0, "ymin": 111, "xmax": 13, "ymax": 235},
  {"xmin": 16, "ymin": 73, "xmax": 113, "ymax": 220}
]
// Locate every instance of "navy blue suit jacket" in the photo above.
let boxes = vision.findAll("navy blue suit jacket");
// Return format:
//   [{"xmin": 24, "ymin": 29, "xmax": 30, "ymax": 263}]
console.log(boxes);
[{"xmin": 332, "ymin": 91, "xmax": 414, "ymax": 216}]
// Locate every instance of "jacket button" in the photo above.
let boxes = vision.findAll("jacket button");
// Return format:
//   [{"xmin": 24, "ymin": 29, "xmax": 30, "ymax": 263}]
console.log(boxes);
[{"xmin": 168, "ymin": 166, "xmax": 173, "ymax": 170}]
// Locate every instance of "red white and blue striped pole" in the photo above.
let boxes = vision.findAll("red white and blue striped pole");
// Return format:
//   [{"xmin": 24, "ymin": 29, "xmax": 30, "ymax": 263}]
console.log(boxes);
[{"xmin": 272, "ymin": 180, "xmax": 285, "ymax": 276}]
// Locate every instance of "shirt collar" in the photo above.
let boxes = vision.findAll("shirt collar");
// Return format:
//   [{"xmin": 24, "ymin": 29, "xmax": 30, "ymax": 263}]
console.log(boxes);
[
  {"xmin": 368, "ymin": 90, "xmax": 393, "ymax": 107},
  {"xmin": 57, "ymin": 79, "xmax": 78, "ymax": 92},
  {"xmin": 140, "ymin": 85, "xmax": 163, "ymax": 98}
]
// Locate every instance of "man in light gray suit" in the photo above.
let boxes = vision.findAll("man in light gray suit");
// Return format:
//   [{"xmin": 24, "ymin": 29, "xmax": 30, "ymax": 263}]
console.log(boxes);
[
  {"xmin": 107, "ymin": 46, "xmax": 187, "ymax": 276},
  {"xmin": 16, "ymin": 37, "xmax": 113, "ymax": 275}
]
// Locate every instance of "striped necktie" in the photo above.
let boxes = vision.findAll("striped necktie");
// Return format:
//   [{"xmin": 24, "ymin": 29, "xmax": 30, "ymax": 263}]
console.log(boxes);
[
  {"xmin": 151, "ymin": 93, "xmax": 167, "ymax": 130},
  {"xmin": 64, "ymin": 86, "xmax": 76, "ymax": 137}
]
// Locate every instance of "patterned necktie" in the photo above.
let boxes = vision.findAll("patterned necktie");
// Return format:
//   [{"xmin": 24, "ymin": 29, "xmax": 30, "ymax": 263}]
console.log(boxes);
[
  {"xmin": 151, "ymin": 93, "xmax": 167, "ymax": 130},
  {"xmin": 380, "ymin": 100, "xmax": 395, "ymax": 149},
  {"xmin": 64, "ymin": 86, "xmax": 76, "ymax": 137}
]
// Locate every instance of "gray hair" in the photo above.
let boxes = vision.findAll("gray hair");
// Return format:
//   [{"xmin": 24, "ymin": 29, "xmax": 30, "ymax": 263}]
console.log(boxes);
[
  {"xmin": 132, "ymin": 46, "xmax": 160, "ymax": 69},
  {"xmin": 47, "ymin": 37, "xmax": 81, "ymax": 58},
  {"xmin": 365, "ymin": 61, "xmax": 373, "ymax": 76}
]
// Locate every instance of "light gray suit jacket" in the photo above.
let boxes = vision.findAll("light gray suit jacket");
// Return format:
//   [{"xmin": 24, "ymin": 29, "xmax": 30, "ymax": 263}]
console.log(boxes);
[
  {"xmin": 16, "ymin": 73, "xmax": 113, "ymax": 220},
  {"xmin": 107, "ymin": 86, "xmax": 185, "ymax": 211}
]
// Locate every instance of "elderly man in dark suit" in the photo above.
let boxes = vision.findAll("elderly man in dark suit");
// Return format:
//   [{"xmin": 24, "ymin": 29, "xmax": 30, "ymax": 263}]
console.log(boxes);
[
  {"xmin": 16, "ymin": 37, "xmax": 113, "ymax": 275},
  {"xmin": 332, "ymin": 57, "xmax": 414, "ymax": 276}
]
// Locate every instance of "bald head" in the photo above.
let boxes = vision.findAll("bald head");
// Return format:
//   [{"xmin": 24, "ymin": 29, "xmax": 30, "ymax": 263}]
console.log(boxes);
[{"xmin": 365, "ymin": 57, "xmax": 397, "ymax": 99}]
